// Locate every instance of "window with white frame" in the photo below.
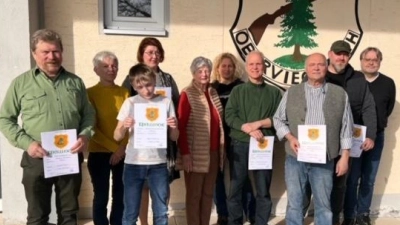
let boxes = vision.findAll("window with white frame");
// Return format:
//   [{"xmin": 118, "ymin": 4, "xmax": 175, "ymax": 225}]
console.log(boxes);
[{"xmin": 100, "ymin": 0, "xmax": 169, "ymax": 36}]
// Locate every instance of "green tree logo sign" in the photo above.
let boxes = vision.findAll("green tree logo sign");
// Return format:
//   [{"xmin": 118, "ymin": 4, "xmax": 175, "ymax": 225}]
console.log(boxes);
[
  {"xmin": 274, "ymin": 0, "xmax": 318, "ymax": 70},
  {"xmin": 230, "ymin": 0, "xmax": 363, "ymax": 90}
]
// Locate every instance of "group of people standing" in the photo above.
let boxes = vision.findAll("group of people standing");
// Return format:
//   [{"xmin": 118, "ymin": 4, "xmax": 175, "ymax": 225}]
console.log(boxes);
[{"xmin": 0, "ymin": 28, "xmax": 395, "ymax": 225}]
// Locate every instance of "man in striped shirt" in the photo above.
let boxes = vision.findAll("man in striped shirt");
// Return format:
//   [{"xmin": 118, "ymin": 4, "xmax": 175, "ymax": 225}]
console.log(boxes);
[{"xmin": 273, "ymin": 53, "xmax": 353, "ymax": 225}]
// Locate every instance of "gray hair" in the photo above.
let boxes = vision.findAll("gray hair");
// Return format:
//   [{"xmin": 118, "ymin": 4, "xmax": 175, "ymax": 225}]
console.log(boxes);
[
  {"xmin": 359, "ymin": 47, "xmax": 383, "ymax": 61},
  {"xmin": 92, "ymin": 51, "xmax": 118, "ymax": 67},
  {"xmin": 31, "ymin": 29, "xmax": 63, "ymax": 52},
  {"xmin": 245, "ymin": 50, "xmax": 266, "ymax": 63},
  {"xmin": 305, "ymin": 52, "xmax": 327, "ymax": 66},
  {"xmin": 190, "ymin": 56, "xmax": 212, "ymax": 75}
]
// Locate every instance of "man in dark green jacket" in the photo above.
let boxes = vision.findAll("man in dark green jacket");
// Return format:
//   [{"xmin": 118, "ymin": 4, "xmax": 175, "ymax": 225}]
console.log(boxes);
[{"xmin": 225, "ymin": 50, "xmax": 282, "ymax": 225}]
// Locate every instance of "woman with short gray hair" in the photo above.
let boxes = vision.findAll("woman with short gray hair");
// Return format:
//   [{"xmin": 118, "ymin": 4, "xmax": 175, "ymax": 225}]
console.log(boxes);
[
  {"xmin": 92, "ymin": 51, "xmax": 118, "ymax": 68},
  {"xmin": 190, "ymin": 56, "xmax": 213, "ymax": 75},
  {"xmin": 87, "ymin": 50, "xmax": 129, "ymax": 225},
  {"xmin": 177, "ymin": 56, "xmax": 225, "ymax": 225}
]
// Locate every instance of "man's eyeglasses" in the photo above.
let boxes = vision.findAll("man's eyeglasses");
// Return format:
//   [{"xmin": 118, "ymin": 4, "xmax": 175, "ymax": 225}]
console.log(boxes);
[{"xmin": 362, "ymin": 58, "xmax": 380, "ymax": 63}]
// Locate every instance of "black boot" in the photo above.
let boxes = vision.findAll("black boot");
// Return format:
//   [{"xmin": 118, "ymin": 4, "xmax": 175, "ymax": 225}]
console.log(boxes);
[
  {"xmin": 217, "ymin": 216, "xmax": 228, "ymax": 225},
  {"xmin": 356, "ymin": 213, "xmax": 372, "ymax": 225},
  {"xmin": 341, "ymin": 218, "xmax": 357, "ymax": 225}
]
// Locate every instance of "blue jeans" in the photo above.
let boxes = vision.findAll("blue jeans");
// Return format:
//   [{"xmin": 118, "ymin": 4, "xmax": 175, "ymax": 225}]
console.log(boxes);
[
  {"xmin": 285, "ymin": 155, "xmax": 334, "ymax": 225},
  {"xmin": 88, "ymin": 152, "xmax": 124, "ymax": 225},
  {"xmin": 343, "ymin": 131, "xmax": 385, "ymax": 218},
  {"xmin": 242, "ymin": 182, "xmax": 256, "ymax": 223},
  {"xmin": 227, "ymin": 140, "xmax": 272, "ymax": 225},
  {"xmin": 214, "ymin": 170, "xmax": 256, "ymax": 220},
  {"xmin": 122, "ymin": 163, "xmax": 169, "ymax": 225}
]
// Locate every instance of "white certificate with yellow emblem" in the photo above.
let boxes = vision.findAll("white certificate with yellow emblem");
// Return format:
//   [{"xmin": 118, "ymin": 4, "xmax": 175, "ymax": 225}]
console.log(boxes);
[
  {"xmin": 154, "ymin": 87, "xmax": 172, "ymax": 100},
  {"xmin": 348, "ymin": 124, "xmax": 366, "ymax": 158},
  {"xmin": 41, "ymin": 129, "xmax": 79, "ymax": 178},
  {"xmin": 134, "ymin": 103, "xmax": 167, "ymax": 148},
  {"xmin": 297, "ymin": 125, "xmax": 327, "ymax": 164},
  {"xmin": 248, "ymin": 136, "xmax": 274, "ymax": 170}
]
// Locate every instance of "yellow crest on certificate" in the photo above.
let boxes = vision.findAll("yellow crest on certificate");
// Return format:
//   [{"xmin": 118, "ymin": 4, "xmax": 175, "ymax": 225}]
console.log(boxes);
[
  {"xmin": 353, "ymin": 127, "xmax": 362, "ymax": 138},
  {"xmin": 258, "ymin": 138, "xmax": 268, "ymax": 150},
  {"xmin": 155, "ymin": 89, "xmax": 166, "ymax": 97},
  {"xmin": 146, "ymin": 107, "xmax": 159, "ymax": 121},
  {"xmin": 54, "ymin": 134, "xmax": 69, "ymax": 149},
  {"xmin": 308, "ymin": 129, "xmax": 319, "ymax": 141}
]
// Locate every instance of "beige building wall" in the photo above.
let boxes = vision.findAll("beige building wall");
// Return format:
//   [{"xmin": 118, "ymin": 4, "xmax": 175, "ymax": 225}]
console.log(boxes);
[
  {"xmin": 41, "ymin": 0, "xmax": 400, "ymax": 217},
  {"xmin": 1, "ymin": 0, "xmax": 400, "ymax": 223}
]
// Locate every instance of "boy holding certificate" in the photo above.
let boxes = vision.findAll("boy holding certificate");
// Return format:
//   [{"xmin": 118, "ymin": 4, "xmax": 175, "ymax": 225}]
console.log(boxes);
[{"xmin": 114, "ymin": 63, "xmax": 179, "ymax": 225}]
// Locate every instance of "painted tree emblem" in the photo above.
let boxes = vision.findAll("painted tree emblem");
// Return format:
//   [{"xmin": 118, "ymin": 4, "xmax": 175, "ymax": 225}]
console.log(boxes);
[
  {"xmin": 274, "ymin": 0, "xmax": 318, "ymax": 69},
  {"xmin": 231, "ymin": 0, "xmax": 363, "ymax": 89}
]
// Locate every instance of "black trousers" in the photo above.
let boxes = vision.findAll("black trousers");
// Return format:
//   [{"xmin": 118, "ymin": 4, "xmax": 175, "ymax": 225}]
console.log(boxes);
[{"xmin": 21, "ymin": 152, "xmax": 82, "ymax": 225}]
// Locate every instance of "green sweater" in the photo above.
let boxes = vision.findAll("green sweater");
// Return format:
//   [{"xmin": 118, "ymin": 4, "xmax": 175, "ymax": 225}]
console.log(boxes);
[{"xmin": 225, "ymin": 81, "xmax": 282, "ymax": 143}]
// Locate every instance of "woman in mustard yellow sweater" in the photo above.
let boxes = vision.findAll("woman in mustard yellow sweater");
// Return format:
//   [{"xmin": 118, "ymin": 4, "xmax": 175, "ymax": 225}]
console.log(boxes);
[{"xmin": 87, "ymin": 51, "xmax": 129, "ymax": 225}]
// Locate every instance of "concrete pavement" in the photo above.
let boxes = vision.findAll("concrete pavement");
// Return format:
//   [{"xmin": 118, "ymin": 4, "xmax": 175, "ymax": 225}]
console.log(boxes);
[
  {"xmin": 76, "ymin": 211, "xmax": 400, "ymax": 225},
  {"xmin": 1, "ymin": 212, "xmax": 399, "ymax": 224}
]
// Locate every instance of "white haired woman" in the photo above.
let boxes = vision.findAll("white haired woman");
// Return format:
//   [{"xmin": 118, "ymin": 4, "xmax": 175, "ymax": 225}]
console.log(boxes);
[{"xmin": 177, "ymin": 56, "xmax": 225, "ymax": 225}]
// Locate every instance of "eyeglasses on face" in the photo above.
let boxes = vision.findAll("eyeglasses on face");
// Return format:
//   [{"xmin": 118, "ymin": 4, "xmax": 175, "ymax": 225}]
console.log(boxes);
[
  {"xmin": 144, "ymin": 51, "xmax": 161, "ymax": 57},
  {"xmin": 362, "ymin": 58, "xmax": 380, "ymax": 63}
]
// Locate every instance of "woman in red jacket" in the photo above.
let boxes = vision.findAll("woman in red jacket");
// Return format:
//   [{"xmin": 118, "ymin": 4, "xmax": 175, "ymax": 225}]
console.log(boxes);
[{"xmin": 177, "ymin": 56, "xmax": 225, "ymax": 225}]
